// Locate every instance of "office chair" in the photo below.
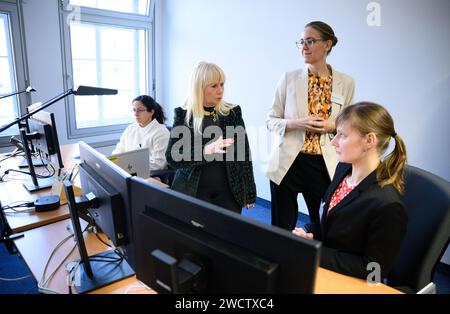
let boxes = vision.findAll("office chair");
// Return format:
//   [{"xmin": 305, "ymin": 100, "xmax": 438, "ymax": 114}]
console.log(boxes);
[
  {"xmin": 148, "ymin": 124, "xmax": 176, "ymax": 186},
  {"xmin": 387, "ymin": 165, "xmax": 450, "ymax": 294}
]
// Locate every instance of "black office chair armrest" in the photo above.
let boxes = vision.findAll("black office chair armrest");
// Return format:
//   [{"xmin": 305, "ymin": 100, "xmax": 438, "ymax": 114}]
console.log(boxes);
[{"xmin": 149, "ymin": 168, "xmax": 175, "ymax": 186}]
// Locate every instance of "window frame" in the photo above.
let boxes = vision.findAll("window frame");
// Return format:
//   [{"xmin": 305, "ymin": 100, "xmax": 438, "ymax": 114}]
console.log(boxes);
[
  {"xmin": 59, "ymin": 0, "xmax": 155, "ymax": 139},
  {"xmin": 0, "ymin": 0, "xmax": 30, "ymax": 147}
]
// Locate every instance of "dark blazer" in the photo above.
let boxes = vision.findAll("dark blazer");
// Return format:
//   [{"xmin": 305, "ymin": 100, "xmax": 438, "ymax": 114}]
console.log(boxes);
[
  {"xmin": 309, "ymin": 163, "xmax": 408, "ymax": 279},
  {"xmin": 165, "ymin": 105, "xmax": 256, "ymax": 207}
]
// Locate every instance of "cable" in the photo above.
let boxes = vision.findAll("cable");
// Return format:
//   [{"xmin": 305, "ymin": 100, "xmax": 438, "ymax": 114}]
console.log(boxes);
[
  {"xmin": 37, "ymin": 225, "xmax": 87, "ymax": 294},
  {"xmin": 3, "ymin": 201, "xmax": 35, "ymax": 209},
  {"xmin": 1, "ymin": 168, "xmax": 55, "ymax": 179},
  {"xmin": 93, "ymin": 232, "xmax": 125, "ymax": 261},
  {"xmin": 3, "ymin": 201, "xmax": 35, "ymax": 214},
  {"xmin": 3, "ymin": 201, "xmax": 35, "ymax": 215},
  {"xmin": 88, "ymin": 212, "xmax": 126, "ymax": 261},
  {"xmin": 123, "ymin": 280, "xmax": 152, "ymax": 294},
  {"xmin": 0, "ymin": 274, "xmax": 32, "ymax": 281}
]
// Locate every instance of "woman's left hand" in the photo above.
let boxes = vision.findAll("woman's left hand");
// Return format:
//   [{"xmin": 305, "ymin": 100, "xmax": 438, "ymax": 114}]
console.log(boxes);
[
  {"xmin": 315, "ymin": 119, "xmax": 335, "ymax": 134},
  {"xmin": 292, "ymin": 227, "xmax": 314, "ymax": 239}
]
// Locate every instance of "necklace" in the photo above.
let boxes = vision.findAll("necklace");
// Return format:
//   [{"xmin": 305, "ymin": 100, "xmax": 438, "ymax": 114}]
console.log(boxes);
[
  {"xmin": 345, "ymin": 175, "xmax": 358, "ymax": 188},
  {"xmin": 204, "ymin": 108, "xmax": 218, "ymax": 122}
]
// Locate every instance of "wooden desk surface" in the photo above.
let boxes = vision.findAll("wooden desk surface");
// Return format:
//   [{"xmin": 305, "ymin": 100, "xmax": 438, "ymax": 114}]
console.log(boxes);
[
  {"xmin": 0, "ymin": 144, "xmax": 79, "ymax": 232},
  {"xmin": 314, "ymin": 267, "xmax": 401, "ymax": 294},
  {"xmin": 1, "ymin": 143, "xmax": 167, "ymax": 233},
  {"xmin": 14, "ymin": 218, "xmax": 400, "ymax": 294},
  {"xmin": 13, "ymin": 218, "xmax": 153, "ymax": 294}
]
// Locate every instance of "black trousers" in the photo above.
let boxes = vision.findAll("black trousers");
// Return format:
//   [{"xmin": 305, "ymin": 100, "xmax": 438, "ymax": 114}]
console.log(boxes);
[
  {"xmin": 196, "ymin": 187, "xmax": 242, "ymax": 214},
  {"xmin": 196, "ymin": 161, "xmax": 242, "ymax": 214},
  {"xmin": 270, "ymin": 153, "xmax": 330, "ymax": 230}
]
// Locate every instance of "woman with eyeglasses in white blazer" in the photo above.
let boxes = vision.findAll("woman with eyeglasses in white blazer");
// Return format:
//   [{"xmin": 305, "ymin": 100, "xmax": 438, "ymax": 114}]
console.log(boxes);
[{"xmin": 266, "ymin": 21, "xmax": 355, "ymax": 230}]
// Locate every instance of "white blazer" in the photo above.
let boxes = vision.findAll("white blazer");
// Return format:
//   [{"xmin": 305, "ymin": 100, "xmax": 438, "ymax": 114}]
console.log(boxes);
[{"xmin": 265, "ymin": 66, "xmax": 355, "ymax": 185}]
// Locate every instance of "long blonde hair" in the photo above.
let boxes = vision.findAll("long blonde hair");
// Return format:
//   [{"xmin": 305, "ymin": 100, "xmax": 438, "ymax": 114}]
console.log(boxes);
[
  {"xmin": 336, "ymin": 102, "xmax": 407, "ymax": 194},
  {"xmin": 184, "ymin": 61, "xmax": 233, "ymax": 134}
]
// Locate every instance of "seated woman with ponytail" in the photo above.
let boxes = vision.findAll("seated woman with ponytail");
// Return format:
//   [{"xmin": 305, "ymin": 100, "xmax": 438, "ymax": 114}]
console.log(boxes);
[
  {"xmin": 113, "ymin": 95, "xmax": 170, "ymax": 171},
  {"xmin": 293, "ymin": 102, "xmax": 408, "ymax": 281}
]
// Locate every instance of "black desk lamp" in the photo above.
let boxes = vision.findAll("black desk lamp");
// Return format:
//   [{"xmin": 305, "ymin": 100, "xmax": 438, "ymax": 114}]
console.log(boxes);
[
  {"xmin": 0, "ymin": 85, "xmax": 36, "ymax": 100},
  {"xmin": 0, "ymin": 85, "xmax": 118, "ymax": 191}
]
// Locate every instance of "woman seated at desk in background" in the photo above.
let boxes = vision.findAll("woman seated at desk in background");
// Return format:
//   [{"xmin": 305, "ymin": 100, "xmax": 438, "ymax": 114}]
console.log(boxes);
[
  {"xmin": 112, "ymin": 95, "xmax": 170, "ymax": 171},
  {"xmin": 293, "ymin": 102, "xmax": 408, "ymax": 281},
  {"xmin": 165, "ymin": 61, "xmax": 256, "ymax": 213}
]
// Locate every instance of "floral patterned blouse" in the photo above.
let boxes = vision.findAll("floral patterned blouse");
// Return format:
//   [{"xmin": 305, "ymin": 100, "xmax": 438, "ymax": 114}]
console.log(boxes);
[
  {"xmin": 300, "ymin": 71, "xmax": 333, "ymax": 155},
  {"xmin": 328, "ymin": 176, "xmax": 356, "ymax": 212}
]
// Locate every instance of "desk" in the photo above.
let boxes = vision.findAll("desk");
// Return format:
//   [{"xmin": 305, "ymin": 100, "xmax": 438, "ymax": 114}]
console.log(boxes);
[
  {"xmin": 14, "ymin": 218, "xmax": 401, "ymax": 294},
  {"xmin": 13, "ymin": 218, "xmax": 153, "ymax": 294},
  {"xmin": 1, "ymin": 143, "xmax": 167, "ymax": 233},
  {"xmin": 314, "ymin": 267, "xmax": 401, "ymax": 294},
  {"xmin": 0, "ymin": 144, "xmax": 79, "ymax": 232},
  {"xmin": 5, "ymin": 144, "xmax": 400, "ymax": 294}
]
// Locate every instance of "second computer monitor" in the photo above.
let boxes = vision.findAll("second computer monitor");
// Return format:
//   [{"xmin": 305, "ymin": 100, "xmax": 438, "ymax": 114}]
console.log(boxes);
[
  {"xmin": 27, "ymin": 104, "xmax": 63, "ymax": 169},
  {"xmin": 130, "ymin": 176, "xmax": 321, "ymax": 294},
  {"xmin": 78, "ymin": 141, "xmax": 136, "ymax": 268}
]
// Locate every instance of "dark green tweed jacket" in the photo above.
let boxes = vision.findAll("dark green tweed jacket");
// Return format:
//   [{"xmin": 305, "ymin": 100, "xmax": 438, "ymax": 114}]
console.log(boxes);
[{"xmin": 165, "ymin": 105, "xmax": 257, "ymax": 206}]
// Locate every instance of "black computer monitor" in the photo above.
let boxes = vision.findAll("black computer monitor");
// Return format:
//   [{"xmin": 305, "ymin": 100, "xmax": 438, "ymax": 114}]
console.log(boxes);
[
  {"xmin": 62, "ymin": 141, "xmax": 136, "ymax": 293},
  {"xmin": 18, "ymin": 106, "xmax": 64, "ymax": 192},
  {"xmin": 27, "ymin": 109, "xmax": 64, "ymax": 169},
  {"xmin": 130, "ymin": 176, "xmax": 321, "ymax": 294}
]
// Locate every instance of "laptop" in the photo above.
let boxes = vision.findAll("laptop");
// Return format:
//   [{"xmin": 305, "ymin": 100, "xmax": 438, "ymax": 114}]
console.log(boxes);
[{"xmin": 107, "ymin": 148, "xmax": 149, "ymax": 178}]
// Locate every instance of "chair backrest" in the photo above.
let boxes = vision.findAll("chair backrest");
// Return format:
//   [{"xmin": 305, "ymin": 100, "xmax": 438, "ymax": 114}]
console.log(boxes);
[{"xmin": 387, "ymin": 165, "xmax": 450, "ymax": 292}]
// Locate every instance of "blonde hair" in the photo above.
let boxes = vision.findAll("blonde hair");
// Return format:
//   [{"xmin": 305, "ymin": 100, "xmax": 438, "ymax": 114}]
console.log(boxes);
[
  {"xmin": 184, "ymin": 61, "xmax": 233, "ymax": 134},
  {"xmin": 336, "ymin": 102, "xmax": 407, "ymax": 194}
]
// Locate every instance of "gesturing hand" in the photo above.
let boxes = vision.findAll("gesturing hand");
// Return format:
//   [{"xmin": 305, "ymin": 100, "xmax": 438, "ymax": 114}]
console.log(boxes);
[
  {"xmin": 204, "ymin": 136, "xmax": 234, "ymax": 155},
  {"xmin": 292, "ymin": 227, "xmax": 314, "ymax": 239}
]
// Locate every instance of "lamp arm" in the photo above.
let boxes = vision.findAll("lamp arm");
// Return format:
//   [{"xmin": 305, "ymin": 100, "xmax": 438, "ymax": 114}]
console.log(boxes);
[{"xmin": 0, "ymin": 89, "xmax": 74, "ymax": 134}]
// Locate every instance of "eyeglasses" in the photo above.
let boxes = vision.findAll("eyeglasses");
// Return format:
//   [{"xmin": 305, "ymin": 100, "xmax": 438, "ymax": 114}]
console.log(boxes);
[
  {"xmin": 132, "ymin": 108, "xmax": 147, "ymax": 113},
  {"xmin": 295, "ymin": 38, "xmax": 324, "ymax": 49}
]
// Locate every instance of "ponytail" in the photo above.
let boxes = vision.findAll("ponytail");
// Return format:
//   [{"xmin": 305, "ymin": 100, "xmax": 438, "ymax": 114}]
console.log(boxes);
[
  {"xmin": 133, "ymin": 95, "xmax": 167, "ymax": 124},
  {"xmin": 337, "ymin": 102, "xmax": 408, "ymax": 194},
  {"xmin": 377, "ymin": 133, "xmax": 407, "ymax": 194},
  {"xmin": 153, "ymin": 102, "xmax": 167, "ymax": 124}
]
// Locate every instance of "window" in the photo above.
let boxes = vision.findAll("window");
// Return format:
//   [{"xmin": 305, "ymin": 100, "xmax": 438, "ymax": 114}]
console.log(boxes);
[
  {"xmin": 0, "ymin": 13, "xmax": 18, "ymax": 137},
  {"xmin": 69, "ymin": 0, "xmax": 149, "ymax": 15},
  {"xmin": 0, "ymin": 2, "xmax": 28, "ymax": 143},
  {"xmin": 61, "ymin": 0, "xmax": 153, "ymax": 138}
]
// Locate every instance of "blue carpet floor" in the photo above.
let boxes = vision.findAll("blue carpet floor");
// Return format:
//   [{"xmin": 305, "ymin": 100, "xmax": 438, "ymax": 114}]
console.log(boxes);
[{"xmin": 1, "ymin": 198, "xmax": 449, "ymax": 294}]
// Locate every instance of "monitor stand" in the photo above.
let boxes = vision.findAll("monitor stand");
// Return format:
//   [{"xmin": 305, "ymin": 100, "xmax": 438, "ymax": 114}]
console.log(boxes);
[
  {"xmin": 67, "ymin": 250, "xmax": 135, "ymax": 294},
  {"xmin": 63, "ymin": 181, "xmax": 135, "ymax": 294},
  {"xmin": 23, "ymin": 177, "xmax": 55, "ymax": 192},
  {"xmin": 18, "ymin": 158, "xmax": 48, "ymax": 168}
]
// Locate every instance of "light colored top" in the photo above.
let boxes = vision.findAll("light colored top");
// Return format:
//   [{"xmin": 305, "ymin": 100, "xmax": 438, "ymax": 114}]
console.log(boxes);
[
  {"xmin": 112, "ymin": 119, "xmax": 170, "ymax": 171},
  {"xmin": 265, "ymin": 65, "xmax": 355, "ymax": 185}
]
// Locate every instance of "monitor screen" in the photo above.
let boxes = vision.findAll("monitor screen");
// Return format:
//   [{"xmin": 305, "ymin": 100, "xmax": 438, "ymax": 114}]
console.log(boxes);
[
  {"xmin": 78, "ymin": 141, "xmax": 136, "ymax": 268},
  {"xmin": 130, "ymin": 176, "xmax": 321, "ymax": 293},
  {"xmin": 27, "ymin": 105, "xmax": 64, "ymax": 169}
]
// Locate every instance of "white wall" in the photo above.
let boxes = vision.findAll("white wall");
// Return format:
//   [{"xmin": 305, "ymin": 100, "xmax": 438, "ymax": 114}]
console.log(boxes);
[{"xmin": 158, "ymin": 0, "xmax": 450, "ymax": 263}]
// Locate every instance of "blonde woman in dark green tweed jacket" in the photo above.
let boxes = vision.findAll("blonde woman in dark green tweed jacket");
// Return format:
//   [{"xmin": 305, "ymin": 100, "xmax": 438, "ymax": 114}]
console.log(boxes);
[{"xmin": 165, "ymin": 61, "xmax": 256, "ymax": 213}]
